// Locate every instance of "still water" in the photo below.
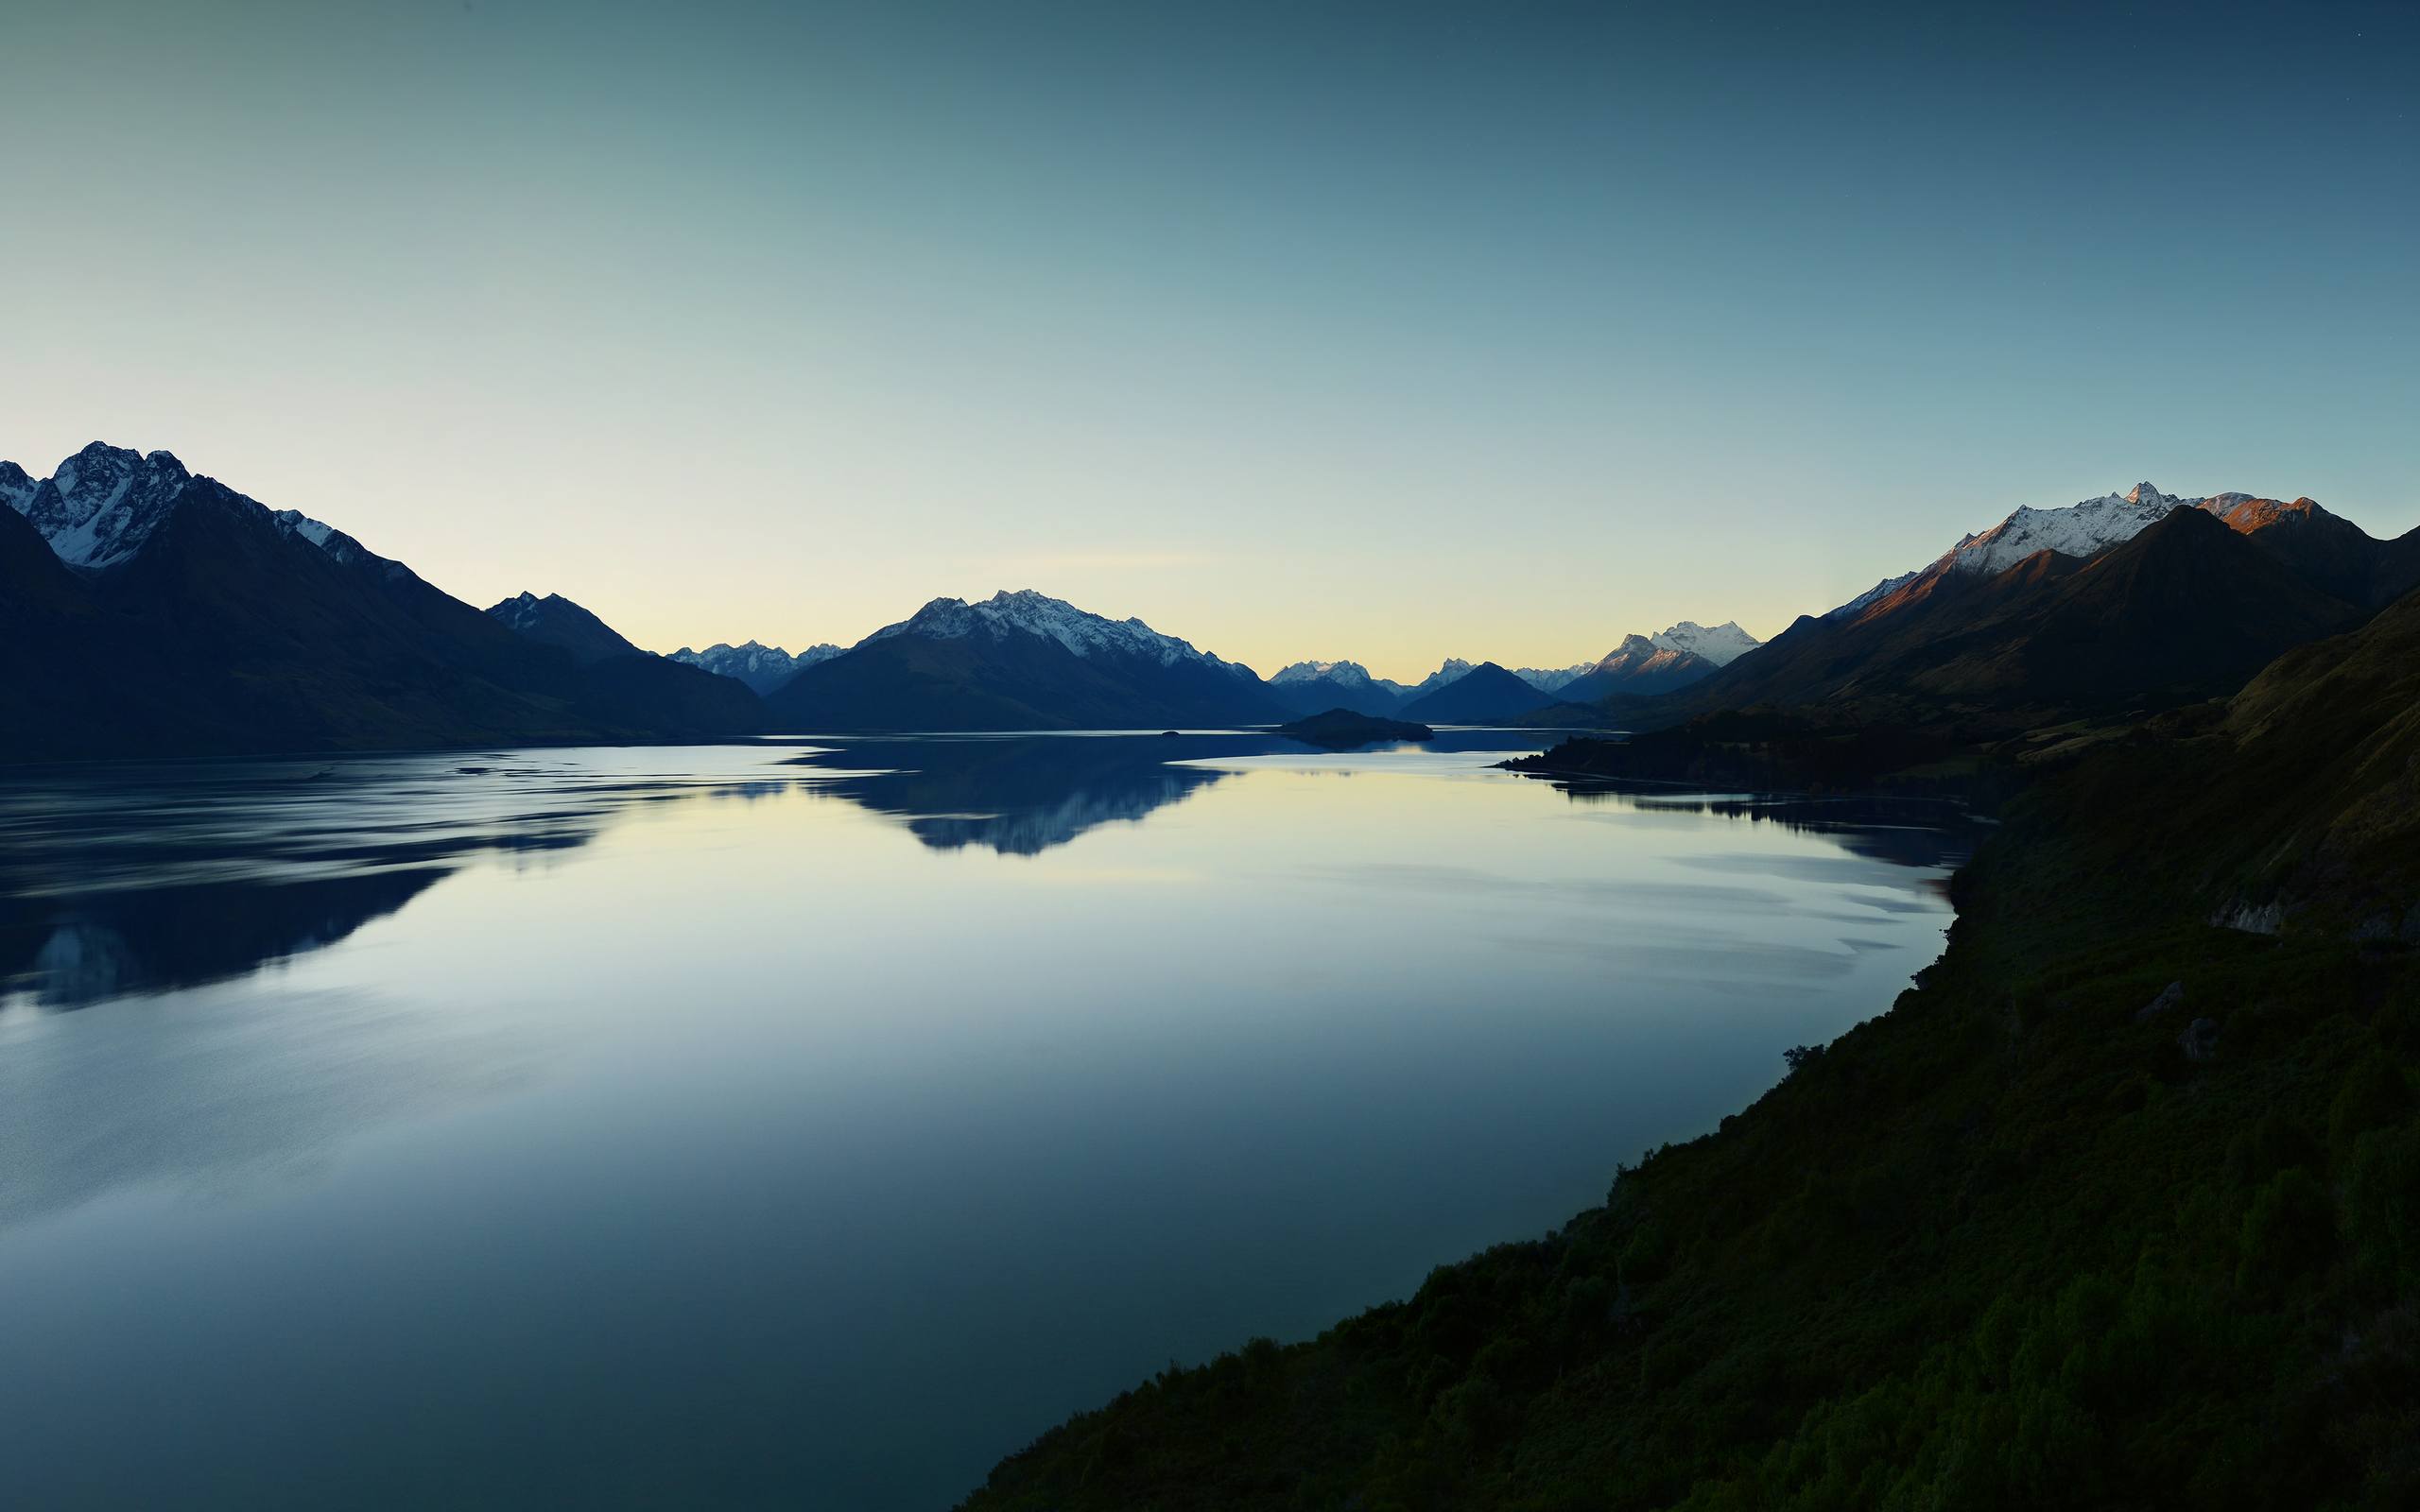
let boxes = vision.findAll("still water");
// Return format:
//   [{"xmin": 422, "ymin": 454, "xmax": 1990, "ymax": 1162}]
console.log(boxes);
[{"xmin": 0, "ymin": 733, "xmax": 1966, "ymax": 1508}]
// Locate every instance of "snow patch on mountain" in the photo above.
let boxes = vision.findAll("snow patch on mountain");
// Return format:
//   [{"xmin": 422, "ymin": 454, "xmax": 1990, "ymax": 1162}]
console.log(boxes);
[
  {"xmin": 866, "ymin": 589, "xmax": 1254, "ymax": 678},
  {"xmin": 1828, "ymin": 570, "xmax": 1923, "ymax": 621},
  {"xmin": 1270, "ymin": 659, "xmax": 1406, "ymax": 694},
  {"xmin": 1513, "ymin": 662, "xmax": 1598, "ymax": 693},
  {"xmin": 0, "ymin": 461, "xmax": 35, "ymax": 517},
  {"xmin": 669, "ymin": 640, "xmax": 843, "ymax": 694},
  {"xmin": 1651, "ymin": 620, "xmax": 1760, "ymax": 666},
  {"xmin": 1409, "ymin": 659, "xmax": 1477, "ymax": 696},
  {"xmin": 1827, "ymin": 479, "xmax": 2314, "ymax": 619},
  {"xmin": 1941, "ymin": 482, "xmax": 2201, "ymax": 577},
  {"xmin": 8, "ymin": 443, "xmax": 195, "ymax": 568}
]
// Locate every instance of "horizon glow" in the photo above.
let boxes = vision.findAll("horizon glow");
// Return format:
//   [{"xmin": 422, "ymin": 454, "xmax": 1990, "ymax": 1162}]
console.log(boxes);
[{"xmin": 4, "ymin": 1, "xmax": 2414, "ymax": 685}]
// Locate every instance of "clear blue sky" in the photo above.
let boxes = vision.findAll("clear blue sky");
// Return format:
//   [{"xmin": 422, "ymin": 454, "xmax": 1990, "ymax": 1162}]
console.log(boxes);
[{"xmin": 4, "ymin": 0, "xmax": 2413, "ymax": 679}]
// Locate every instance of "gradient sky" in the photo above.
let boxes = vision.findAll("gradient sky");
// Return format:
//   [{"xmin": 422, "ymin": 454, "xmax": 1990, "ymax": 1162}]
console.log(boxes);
[{"xmin": 4, "ymin": 1, "xmax": 2414, "ymax": 680}]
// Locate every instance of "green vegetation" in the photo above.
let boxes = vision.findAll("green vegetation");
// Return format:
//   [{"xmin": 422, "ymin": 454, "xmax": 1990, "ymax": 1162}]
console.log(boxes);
[{"xmin": 962, "ymin": 595, "xmax": 2420, "ymax": 1509}]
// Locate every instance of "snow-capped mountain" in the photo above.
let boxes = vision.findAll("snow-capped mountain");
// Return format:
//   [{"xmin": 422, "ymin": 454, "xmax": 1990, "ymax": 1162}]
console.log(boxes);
[
  {"xmin": 1943, "ymin": 482, "xmax": 2214, "ymax": 577},
  {"xmin": 769, "ymin": 589, "xmax": 1290, "ymax": 730},
  {"xmin": 866, "ymin": 589, "xmax": 1258, "ymax": 679},
  {"xmin": 1650, "ymin": 620, "xmax": 1760, "ymax": 667},
  {"xmin": 0, "ymin": 440, "xmax": 368, "ymax": 576},
  {"xmin": 669, "ymin": 641, "xmax": 843, "ymax": 696},
  {"xmin": 1829, "ymin": 481, "xmax": 2300, "ymax": 618},
  {"xmin": 9, "ymin": 442, "xmax": 199, "ymax": 569},
  {"xmin": 1557, "ymin": 634, "xmax": 1720, "ymax": 701},
  {"xmin": 1268, "ymin": 660, "xmax": 1412, "ymax": 717},
  {"xmin": 0, "ymin": 461, "xmax": 37, "ymax": 517},
  {"xmin": 1271, "ymin": 659, "xmax": 1389, "ymax": 689},
  {"xmin": 1409, "ymin": 659, "xmax": 1477, "ymax": 696},
  {"xmin": 1512, "ymin": 662, "xmax": 1598, "ymax": 694}
]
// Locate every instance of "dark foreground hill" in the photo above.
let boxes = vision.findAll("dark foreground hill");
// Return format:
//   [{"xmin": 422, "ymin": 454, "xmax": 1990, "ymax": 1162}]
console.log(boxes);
[
  {"xmin": 1399, "ymin": 662, "xmax": 1565, "ymax": 724},
  {"xmin": 960, "ymin": 590, "xmax": 2420, "ymax": 1509}
]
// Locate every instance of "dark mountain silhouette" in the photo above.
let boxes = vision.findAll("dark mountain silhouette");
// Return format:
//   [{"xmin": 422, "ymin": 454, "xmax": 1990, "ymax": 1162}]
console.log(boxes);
[
  {"xmin": 1399, "ymin": 662, "xmax": 1565, "ymax": 723},
  {"xmin": 487, "ymin": 591, "xmax": 648, "ymax": 663},
  {"xmin": 1274, "ymin": 709, "xmax": 1434, "ymax": 747},
  {"xmin": 1606, "ymin": 508, "xmax": 2365, "ymax": 732},
  {"xmin": 2200, "ymin": 493, "xmax": 2420, "ymax": 610},
  {"xmin": 765, "ymin": 591, "xmax": 1290, "ymax": 731},
  {"xmin": 0, "ymin": 444, "xmax": 761, "ymax": 760}
]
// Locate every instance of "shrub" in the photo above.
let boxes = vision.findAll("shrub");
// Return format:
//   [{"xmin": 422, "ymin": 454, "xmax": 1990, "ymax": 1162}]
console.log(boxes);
[{"xmin": 2237, "ymin": 1167, "xmax": 2335, "ymax": 1297}]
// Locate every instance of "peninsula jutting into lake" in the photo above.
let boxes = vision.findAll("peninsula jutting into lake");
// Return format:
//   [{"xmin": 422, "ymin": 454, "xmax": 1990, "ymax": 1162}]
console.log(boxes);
[{"xmin": 7, "ymin": 2, "xmax": 2416, "ymax": 1507}]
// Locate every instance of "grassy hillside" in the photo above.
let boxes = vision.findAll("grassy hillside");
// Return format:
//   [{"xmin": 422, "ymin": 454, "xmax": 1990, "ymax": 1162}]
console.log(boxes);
[{"xmin": 961, "ymin": 595, "xmax": 2420, "ymax": 1510}]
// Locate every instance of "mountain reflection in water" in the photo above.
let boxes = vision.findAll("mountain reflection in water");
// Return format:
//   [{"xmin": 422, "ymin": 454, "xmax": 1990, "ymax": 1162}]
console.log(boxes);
[
  {"xmin": 0, "ymin": 737, "xmax": 1977, "ymax": 1012},
  {"xmin": 0, "ymin": 753, "xmax": 801, "ymax": 1008}
]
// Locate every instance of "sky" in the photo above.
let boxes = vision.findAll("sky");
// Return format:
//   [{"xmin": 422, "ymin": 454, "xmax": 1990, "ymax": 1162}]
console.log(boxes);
[{"xmin": 3, "ymin": 0, "xmax": 2414, "ymax": 681}]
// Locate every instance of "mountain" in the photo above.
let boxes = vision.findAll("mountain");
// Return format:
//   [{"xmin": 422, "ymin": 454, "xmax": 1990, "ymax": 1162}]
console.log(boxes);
[
  {"xmin": 1685, "ymin": 507, "xmax": 2364, "ymax": 730},
  {"xmin": 1832, "ymin": 479, "xmax": 2420, "ymax": 617},
  {"xmin": 1650, "ymin": 619, "xmax": 1760, "ymax": 666},
  {"xmin": 1, "ymin": 442, "xmax": 760, "ymax": 759},
  {"xmin": 668, "ymin": 640, "xmax": 842, "ymax": 695},
  {"xmin": 487, "ymin": 591, "xmax": 647, "ymax": 663},
  {"xmin": 764, "ymin": 589, "xmax": 1290, "ymax": 732},
  {"xmin": 1512, "ymin": 662, "xmax": 1599, "ymax": 694},
  {"xmin": 1407, "ymin": 659, "xmax": 1477, "ymax": 697},
  {"xmin": 1398, "ymin": 662, "xmax": 1564, "ymax": 723},
  {"xmin": 1557, "ymin": 634, "xmax": 1721, "ymax": 701},
  {"xmin": 1268, "ymin": 660, "xmax": 1409, "ymax": 716}
]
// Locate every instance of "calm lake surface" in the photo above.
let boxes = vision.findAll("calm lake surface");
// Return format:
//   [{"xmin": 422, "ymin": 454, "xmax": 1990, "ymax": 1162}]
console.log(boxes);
[{"xmin": 0, "ymin": 733, "xmax": 1968, "ymax": 1509}]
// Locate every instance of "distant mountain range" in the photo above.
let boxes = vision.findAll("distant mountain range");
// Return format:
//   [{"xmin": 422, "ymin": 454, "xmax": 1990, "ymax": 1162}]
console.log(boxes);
[
  {"xmin": 9, "ymin": 445, "xmax": 2414, "ymax": 759},
  {"xmin": 1268, "ymin": 620, "xmax": 1764, "ymax": 720},
  {"xmin": 668, "ymin": 641, "xmax": 842, "ymax": 695}
]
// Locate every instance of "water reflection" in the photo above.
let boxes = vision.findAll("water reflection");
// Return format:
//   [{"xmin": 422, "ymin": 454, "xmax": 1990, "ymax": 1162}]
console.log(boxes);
[
  {"xmin": 1523, "ymin": 774, "xmax": 1979, "ymax": 874},
  {"xmin": 782, "ymin": 730, "xmax": 1562, "ymax": 856},
  {"xmin": 0, "ymin": 753, "xmax": 799, "ymax": 1008}
]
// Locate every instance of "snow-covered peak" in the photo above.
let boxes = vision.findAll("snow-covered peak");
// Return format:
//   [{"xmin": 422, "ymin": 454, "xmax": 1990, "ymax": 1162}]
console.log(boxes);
[
  {"xmin": 667, "ymin": 640, "xmax": 844, "ymax": 693},
  {"xmin": 866, "ymin": 589, "xmax": 1249, "ymax": 676},
  {"xmin": 1941, "ymin": 482, "xmax": 2212, "ymax": 578},
  {"xmin": 1272, "ymin": 659, "xmax": 1378, "ymax": 687},
  {"xmin": 1512, "ymin": 662, "xmax": 1598, "ymax": 693},
  {"xmin": 0, "ymin": 461, "xmax": 35, "ymax": 516},
  {"xmin": 1409, "ymin": 658, "xmax": 1477, "ymax": 695},
  {"xmin": 1651, "ymin": 620, "xmax": 1760, "ymax": 666},
  {"xmin": 1822, "ymin": 477, "xmax": 2332, "ymax": 619},
  {"xmin": 269, "ymin": 507, "xmax": 370, "ymax": 566},
  {"xmin": 9, "ymin": 442, "xmax": 195, "ymax": 568}
]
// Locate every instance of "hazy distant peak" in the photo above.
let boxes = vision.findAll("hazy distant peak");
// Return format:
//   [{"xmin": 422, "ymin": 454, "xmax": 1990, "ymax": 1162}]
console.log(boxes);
[
  {"xmin": 867, "ymin": 588, "xmax": 1248, "ymax": 675},
  {"xmin": 1651, "ymin": 620, "xmax": 1760, "ymax": 665}
]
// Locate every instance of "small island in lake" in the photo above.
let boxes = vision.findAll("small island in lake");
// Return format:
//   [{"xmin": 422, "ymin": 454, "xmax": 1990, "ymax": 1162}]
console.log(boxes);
[{"xmin": 1273, "ymin": 708, "xmax": 1436, "ymax": 748}]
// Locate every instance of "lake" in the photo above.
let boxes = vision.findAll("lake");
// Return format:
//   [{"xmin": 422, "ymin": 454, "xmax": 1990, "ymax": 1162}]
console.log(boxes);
[{"xmin": 0, "ymin": 733, "xmax": 1967, "ymax": 1509}]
